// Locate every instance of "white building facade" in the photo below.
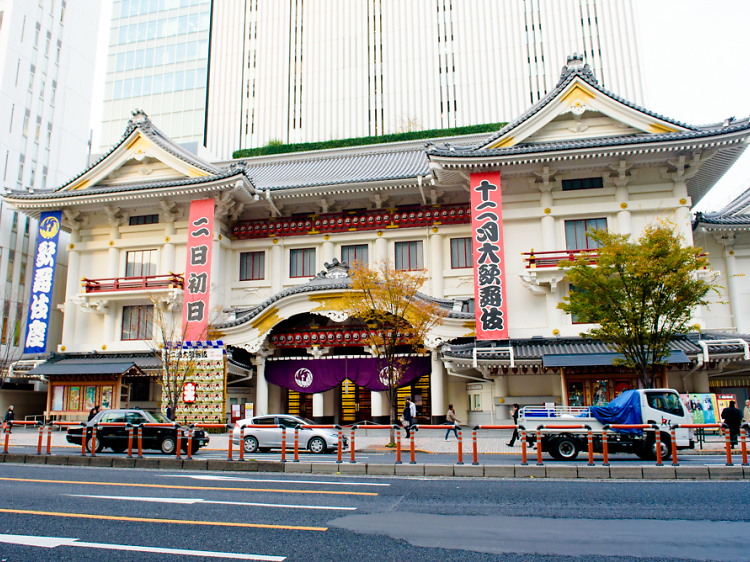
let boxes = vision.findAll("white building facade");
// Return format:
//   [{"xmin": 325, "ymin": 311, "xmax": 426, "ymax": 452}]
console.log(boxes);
[{"xmin": 8, "ymin": 55, "xmax": 750, "ymax": 428}]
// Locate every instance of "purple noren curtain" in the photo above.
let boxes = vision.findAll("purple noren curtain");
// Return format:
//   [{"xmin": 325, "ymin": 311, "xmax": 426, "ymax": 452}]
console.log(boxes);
[{"xmin": 265, "ymin": 356, "xmax": 430, "ymax": 394}]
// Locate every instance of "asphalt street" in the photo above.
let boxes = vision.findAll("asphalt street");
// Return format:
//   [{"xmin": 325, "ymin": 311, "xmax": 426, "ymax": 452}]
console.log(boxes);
[{"xmin": 0, "ymin": 463, "xmax": 748, "ymax": 561}]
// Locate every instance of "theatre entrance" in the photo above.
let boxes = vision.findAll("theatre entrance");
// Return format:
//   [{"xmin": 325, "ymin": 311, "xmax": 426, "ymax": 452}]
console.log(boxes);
[{"xmin": 340, "ymin": 379, "xmax": 371, "ymax": 424}]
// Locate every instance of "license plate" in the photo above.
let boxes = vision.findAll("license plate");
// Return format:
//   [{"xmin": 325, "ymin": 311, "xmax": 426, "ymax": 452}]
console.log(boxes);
[{"xmin": 199, "ymin": 440, "xmax": 206, "ymax": 446}]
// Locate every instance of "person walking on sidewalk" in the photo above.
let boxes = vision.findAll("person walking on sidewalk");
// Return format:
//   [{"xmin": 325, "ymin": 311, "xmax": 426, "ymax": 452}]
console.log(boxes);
[
  {"xmin": 3, "ymin": 405, "xmax": 14, "ymax": 433},
  {"xmin": 445, "ymin": 405, "xmax": 461, "ymax": 441},
  {"xmin": 743, "ymin": 400, "xmax": 750, "ymax": 424},
  {"xmin": 401, "ymin": 398, "xmax": 414, "ymax": 438},
  {"xmin": 88, "ymin": 405, "xmax": 100, "ymax": 421},
  {"xmin": 721, "ymin": 400, "xmax": 742, "ymax": 448},
  {"xmin": 507, "ymin": 404, "xmax": 520, "ymax": 447}
]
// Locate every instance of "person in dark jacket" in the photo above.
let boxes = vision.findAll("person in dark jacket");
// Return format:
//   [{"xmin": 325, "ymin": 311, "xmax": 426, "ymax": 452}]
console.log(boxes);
[
  {"xmin": 507, "ymin": 404, "xmax": 520, "ymax": 446},
  {"xmin": 402, "ymin": 398, "xmax": 414, "ymax": 438},
  {"xmin": 3, "ymin": 406, "xmax": 14, "ymax": 433},
  {"xmin": 721, "ymin": 400, "xmax": 743, "ymax": 448},
  {"xmin": 87, "ymin": 405, "xmax": 100, "ymax": 421}
]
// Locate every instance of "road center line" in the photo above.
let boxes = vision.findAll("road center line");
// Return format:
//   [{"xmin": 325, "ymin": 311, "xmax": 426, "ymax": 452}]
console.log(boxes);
[
  {"xmin": 166, "ymin": 474, "xmax": 389, "ymax": 486},
  {"xmin": 0, "ymin": 508, "xmax": 327, "ymax": 531},
  {"xmin": 0, "ymin": 477, "xmax": 377, "ymax": 496},
  {"xmin": 68, "ymin": 494, "xmax": 357, "ymax": 511}
]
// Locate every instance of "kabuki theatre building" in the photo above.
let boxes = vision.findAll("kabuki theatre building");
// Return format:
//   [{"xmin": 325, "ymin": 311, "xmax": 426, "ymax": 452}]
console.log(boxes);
[{"xmin": 8, "ymin": 55, "xmax": 750, "ymax": 424}]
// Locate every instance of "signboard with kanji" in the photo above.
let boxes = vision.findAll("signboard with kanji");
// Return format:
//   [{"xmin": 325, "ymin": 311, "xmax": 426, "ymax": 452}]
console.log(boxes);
[
  {"xmin": 182, "ymin": 198, "xmax": 215, "ymax": 341},
  {"xmin": 470, "ymin": 171, "xmax": 509, "ymax": 340}
]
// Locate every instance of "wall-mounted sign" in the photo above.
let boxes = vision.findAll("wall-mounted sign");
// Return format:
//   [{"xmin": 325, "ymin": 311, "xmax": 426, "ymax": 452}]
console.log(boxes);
[
  {"xmin": 182, "ymin": 198, "xmax": 215, "ymax": 341},
  {"xmin": 182, "ymin": 382, "xmax": 197, "ymax": 404},
  {"xmin": 24, "ymin": 211, "xmax": 62, "ymax": 354},
  {"xmin": 470, "ymin": 171, "xmax": 509, "ymax": 340},
  {"xmin": 466, "ymin": 383, "xmax": 485, "ymax": 391}
]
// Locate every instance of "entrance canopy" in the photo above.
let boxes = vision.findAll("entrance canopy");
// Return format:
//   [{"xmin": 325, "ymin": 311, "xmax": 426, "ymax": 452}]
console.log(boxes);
[{"xmin": 266, "ymin": 356, "xmax": 430, "ymax": 394}]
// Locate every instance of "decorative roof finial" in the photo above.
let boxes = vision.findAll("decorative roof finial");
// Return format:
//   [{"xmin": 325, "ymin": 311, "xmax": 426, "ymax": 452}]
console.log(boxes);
[
  {"xmin": 558, "ymin": 53, "xmax": 596, "ymax": 86},
  {"xmin": 567, "ymin": 53, "xmax": 585, "ymax": 67},
  {"xmin": 127, "ymin": 109, "xmax": 151, "ymax": 128}
]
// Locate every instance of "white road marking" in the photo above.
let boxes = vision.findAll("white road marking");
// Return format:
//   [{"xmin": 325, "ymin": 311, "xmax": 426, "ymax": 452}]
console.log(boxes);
[
  {"xmin": 68, "ymin": 494, "xmax": 357, "ymax": 511},
  {"xmin": 0, "ymin": 534, "xmax": 284, "ymax": 560},
  {"xmin": 166, "ymin": 474, "xmax": 390, "ymax": 486}
]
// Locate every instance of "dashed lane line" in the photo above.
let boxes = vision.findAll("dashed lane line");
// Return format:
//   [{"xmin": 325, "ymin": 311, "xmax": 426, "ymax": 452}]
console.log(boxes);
[
  {"xmin": 0, "ymin": 477, "xmax": 378, "ymax": 496},
  {"xmin": 0, "ymin": 509, "xmax": 327, "ymax": 531},
  {"xmin": 69, "ymin": 494, "xmax": 358, "ymax": 511},
  {"xmin": 166, "ymin": 474, "xmax": 389, "ymax": 486}
]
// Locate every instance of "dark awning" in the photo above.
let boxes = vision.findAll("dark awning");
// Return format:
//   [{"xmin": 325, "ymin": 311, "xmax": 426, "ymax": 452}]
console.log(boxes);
[
  {"xmin": 27, "ymin": 361, "xmax": 141, "ymax": 376},
  {"xmin": 542, "ymin": 350, "xmax": 690, "ymax": 368}
]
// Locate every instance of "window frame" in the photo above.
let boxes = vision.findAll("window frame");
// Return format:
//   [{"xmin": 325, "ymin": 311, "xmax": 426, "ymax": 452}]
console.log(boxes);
[
  {"xmin": 394, "ymin": 240, "xmax": 424, "ymax": 271},
  {"xmin": 121, "ymin": 304, "xmax": 154, "ymax": 341},
  {"xmin": 564, "ymin": 218, "xmax": 608, "ymax": 251},
  {"xmin": 341, "ymin": 244, "xmax": 368, "ymax": 266},
  {"xmin": 239, "ymin": 251, "xmax": 265, "ymax": 281},
  {"xmin": 125, "ymin": 249, "xmax": 157, "ymax": 278},
  {"xmin": 290, "ymin": 248, "xmax": 316, "ymax": 278},
  {"xmin": 450, "ymin": 237, "xmax": 472, "ymax": 269},
  {"xmin": 562, "ymin": 177, "xmax": 604, "ymax": 191}
]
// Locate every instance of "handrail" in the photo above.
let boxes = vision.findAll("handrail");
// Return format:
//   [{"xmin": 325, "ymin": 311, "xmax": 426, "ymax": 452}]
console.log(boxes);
[{"xmin": 82, "ymin": 273, "xmax": 184, "ymax": 293}]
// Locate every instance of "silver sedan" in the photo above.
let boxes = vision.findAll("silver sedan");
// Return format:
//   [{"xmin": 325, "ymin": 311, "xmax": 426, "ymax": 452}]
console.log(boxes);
[{"xmin": 232, "ymin": 415, "xmax": 348, "ymax": 454}]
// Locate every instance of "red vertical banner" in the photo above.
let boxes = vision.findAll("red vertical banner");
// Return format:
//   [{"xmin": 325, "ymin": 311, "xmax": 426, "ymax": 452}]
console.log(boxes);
[
  {"xmin": 182, "ymin": 198, "xmax": 215, "ymax": 341},
  {"xmin": 470, "ymin": 171, "xmax": 509, "ymax": 340}
]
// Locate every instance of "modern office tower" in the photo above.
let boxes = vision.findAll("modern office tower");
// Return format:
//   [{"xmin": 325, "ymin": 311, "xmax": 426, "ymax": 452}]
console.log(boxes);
[
  {"xmin": 205, "ymin": 0, "xmax": 644, "ymax": 159},
  {"xmin": 98, "ymin": 0, "xmax": 211, "ymax": 151},
  {"xmin": 0, "ymin": 0, "xmax": 96, "ymax": 411}
]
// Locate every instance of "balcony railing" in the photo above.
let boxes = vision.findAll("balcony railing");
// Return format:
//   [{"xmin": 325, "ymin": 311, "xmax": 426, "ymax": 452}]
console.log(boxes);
[
  {"xmin": 522, "ymin": 249, "xmax": 598, "ymax": 269},
  {"xmin": 82, "ymin": 273, "xmax": 184, "ymax": 293}
]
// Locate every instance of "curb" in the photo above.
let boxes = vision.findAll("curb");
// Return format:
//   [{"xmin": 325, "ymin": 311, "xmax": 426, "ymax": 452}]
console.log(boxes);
[{"xmin": 2, "ymin": 454, "xmax": 749, "ymax": 480}]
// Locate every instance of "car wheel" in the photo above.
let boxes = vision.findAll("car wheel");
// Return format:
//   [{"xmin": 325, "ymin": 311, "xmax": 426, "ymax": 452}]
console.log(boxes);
[
  {"xmin": 160, "ymin": 436, "xmax": 177, "ymax": 455},
  {"xmin": 86, "ymin": 436, "xmax": 104, "ymax": 453},
  {"xmin": 551, "ymin": 437, "xmax": 579, "ymax": 461},
  {"xmin": 308, "ymin": 437, "xmax": 327, "ymax": 454},
  {"xmin": 244, "ymin": 436, "xmax": 259, "ymax": 454},
  {"xmin": 110, "ymin": 445, "xmax": 127, "ymax": 454}
]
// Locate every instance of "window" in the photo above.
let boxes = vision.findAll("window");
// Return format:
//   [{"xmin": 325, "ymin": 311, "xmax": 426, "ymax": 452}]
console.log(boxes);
[
  {"xmin": 125, "ymin": 412, "xmax": 147, "ymax": 425},
  {"xmin": 565, "ymin": 218, "xmax": 607, "ymax": 251},
  {"xmin": 101, "ymin": 412, "xmax": 126, "ymax": 423},
  {"xmin": 341, "ymin": 244, "xmax": 368, "ymax": 265},
  {"xmin": 562, "ymin": 177, "xmax": 604, "ymax": 191},
  {"xmin": 240, "ymin": 251, "xmax": 265, "ymax": 281},
  {"xmin": 395, "ymin": 241, "xmax": 424, "ymax": 271},
  {"xmin": 461, "ymin": 298, "xmax": 475, "ymax": 313},
  {"xmin": 450, "ymin": 238, "xmax": 472, "ymax": 268},
  {"xmin": 253, "ymin": 417, "xmax": 277, "ymax": 425},
  {"xmin": 22, "ymin": 112, "xmax": 29, "ymax": 137},
  {"xmin": 290, "ymin": 248, "xmax": 315, "ymax": 278},
  {"xmin": 129, "ymin": 214, "xmax": 159, "ymax": 226},
  {"xmin": 646, "ymin": 392, "xmax": 684, "ymax": 417},
  {"xmin": 121, "ymin": 305, "xmax": 153, "ymax": 340},
  {"xmin": 125, "ymin": 250, "xmax": 157, "ymax": 277},
  {"xmin": 469, "ymin": 393, "xmax": 482, "ymax": 411}
]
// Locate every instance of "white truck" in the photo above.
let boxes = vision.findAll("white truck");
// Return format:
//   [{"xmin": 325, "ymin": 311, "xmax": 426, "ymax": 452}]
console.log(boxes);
[{"xmin": 519, "ymin": 389, "xmax": 694, "ymax": 461}]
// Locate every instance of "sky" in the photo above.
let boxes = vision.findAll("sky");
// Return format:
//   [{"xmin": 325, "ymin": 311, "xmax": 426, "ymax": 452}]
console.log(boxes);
[
  {"xmin": 636, "ymin": 0, "xmax": 750, "ymax": 212},
  {"xmin": 88, "ymin": 1, "xmax": 750, "ymax": 212}
]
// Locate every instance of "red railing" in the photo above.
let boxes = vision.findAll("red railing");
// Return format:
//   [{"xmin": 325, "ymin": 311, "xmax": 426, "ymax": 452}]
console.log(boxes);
[
  {"xmin": 82, "ymin": 273, "xmax": 184, "ymax": 293},
  {"xmin": 522, "ymin": 249, "xmax": 598, "ymax": 269}
]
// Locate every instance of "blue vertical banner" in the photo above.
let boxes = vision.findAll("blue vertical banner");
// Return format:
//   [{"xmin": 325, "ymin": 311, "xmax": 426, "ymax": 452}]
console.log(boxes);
[{"xmin": 24, "ymin": 210, "xmax": 62, "ymax": 354}]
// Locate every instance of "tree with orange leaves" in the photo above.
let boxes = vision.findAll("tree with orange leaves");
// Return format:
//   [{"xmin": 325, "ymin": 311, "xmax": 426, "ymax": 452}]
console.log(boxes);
[{"xmin": 341, "ymin": 260, "xmax": 446, "ymax": 444}]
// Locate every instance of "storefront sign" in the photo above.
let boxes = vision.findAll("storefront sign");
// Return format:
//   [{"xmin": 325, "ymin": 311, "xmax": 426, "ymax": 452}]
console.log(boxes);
[
  {"xmin": 182, "ymin": 382, "xmax": 197, "ymax": 403},
  {"xmin": 24, "ymin": 211, "xmax": 62, "ymax": 354},
  {"xmin": 470, "ymin": 171, "xmax": 509, "ymax": 340},
  {"xmin": 182, "ymin": 198, "xmax": 215, "ymax": 341}
]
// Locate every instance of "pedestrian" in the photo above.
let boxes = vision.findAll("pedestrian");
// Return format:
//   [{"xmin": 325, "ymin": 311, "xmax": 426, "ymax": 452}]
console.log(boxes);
[
  {"xmin": 166, "ymin": 405, "xmax": 173, "ymax": 421},
  {"xmin": 409, "ymin": 397, "xmax": 417, "ymax": 421},
  {"xmin": 507, "ymin": 404, "xmax": 520, "ymax": 447},
  {"xmin": 445, "ymin": 404, "xmax": 460, "ymax": 441},
  {"xmin": 401, "ymin": 398, "xmax": 414, "ymax": 438},
  {"xmin": 88, "ymin": 405, "xmax": 100, "ymax": 421},
  {"xmin": 3, "ymin": 405, "xmax": 14, "ymax": 433},
  {"xmin": 721, "ymin": 400, "xmax": 743, "ymax": 448},
  {"xmin": 744, "ymin": 400, "xmax": 750, "ymax": 424}
]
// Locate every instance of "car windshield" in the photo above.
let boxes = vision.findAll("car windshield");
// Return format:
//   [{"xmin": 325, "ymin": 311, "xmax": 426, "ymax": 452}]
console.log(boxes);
[
  {"xmin": 150, "ymin": 412, "xmax": 171, "ymax": 423},
  {"xmin": 297, "ymin": 417, "xmax": 315, "ymax": 426},
  {"xmin": 646, "ymin": 392, "xmax": 684, "ymax": 416}
]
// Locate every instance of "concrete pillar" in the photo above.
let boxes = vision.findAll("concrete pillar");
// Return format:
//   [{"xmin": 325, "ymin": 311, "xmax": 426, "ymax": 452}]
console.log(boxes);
[
  {"xmin": 725, "ymin": 249, "xmax": 745, "ymax": 333},
  {"xmin": 430, "ymin": 232, "xmax": 444, "ymax": 298},
  {"xmin": 61, "ymin": 230, "xmax": 81, "ymax": 349},
  {"xmin": 494, "ymin": 375, "xmax": 510, "ymax": 421},
  {"xmin": 271, "ymin": 242, "xmax": 283, "ymax": 293},
  {"xmin": 673, "ymin": 180, "xmax": 693, "ymax": 241},
  {"xmin": 268, "ymin": 382, "xmax": 282, "ymax": 414},
  {"xmin": 322, "ymin": 238, "xmax": 335, "ymax": 263},
  {"xmin": 540, "ymin": 190, "xmax": 556, "ymax": 252},
  {"xmin": 615, "ymin": 186, "xmax": 632, "ymax": 236},
  {"xmin": 323, "ymin": 388, "xmax": 335, "ymax": 419},
  {"xmin": 312, "ymin": 393, "xmax": 324, "ymax": 420},
  {"xmin": 102, "ymin": 225, "xmax": 120, "ymax": 348},
  {"xmin": 374, "ymin": 236, "xmax": 387, "ymax": 264},
  {"xmin": 162, "ymin": 220, "xmax": 176, "ymax": 274},
  {"xmin": 430, "ymin": 351, "xmax": 447, "ymax": 423},
  {"xmin": 693, "ymin": 370, "xmax": 710, "ymax": 394},
  {"xmin": 254, "ymin": 357, "xmax": 268, "ymax": 416}
]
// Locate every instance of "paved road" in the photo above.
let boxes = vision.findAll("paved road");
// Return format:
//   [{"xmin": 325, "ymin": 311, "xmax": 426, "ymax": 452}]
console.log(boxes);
[{"xmin": 0, "ymin": 463, "xmax": 748, "ymax": 561}]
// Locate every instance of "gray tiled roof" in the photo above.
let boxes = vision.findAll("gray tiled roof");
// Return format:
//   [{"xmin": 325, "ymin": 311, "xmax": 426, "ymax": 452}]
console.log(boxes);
[
  {"xmin": 693, "ymin": 186, "xmax": 750, "ymax": 229},
  {"xmin": 237, "ymin": 148, "xmax": 429, "ymax": 192}
]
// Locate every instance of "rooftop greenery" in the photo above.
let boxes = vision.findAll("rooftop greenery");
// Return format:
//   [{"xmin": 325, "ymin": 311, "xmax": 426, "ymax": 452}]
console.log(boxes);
[{"xmin": 232, "ymin": 122, "xmax": 507, "ymax": 159}]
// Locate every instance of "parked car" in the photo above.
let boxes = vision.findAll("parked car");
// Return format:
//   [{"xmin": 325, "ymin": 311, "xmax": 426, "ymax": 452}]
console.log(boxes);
[
  {"xmin": 66, "ymin": 409, "xmax": 209, "ymax": 455},
  {"xmin": 232, "ymin": 415, "xmax": 347, "ymax": 454}
]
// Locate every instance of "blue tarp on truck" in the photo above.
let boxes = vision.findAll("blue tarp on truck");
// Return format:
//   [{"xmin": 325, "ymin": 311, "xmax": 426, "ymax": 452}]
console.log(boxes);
[{"xmin": 589, "ymin": 390, "xmax": 643, "ymax": 434}]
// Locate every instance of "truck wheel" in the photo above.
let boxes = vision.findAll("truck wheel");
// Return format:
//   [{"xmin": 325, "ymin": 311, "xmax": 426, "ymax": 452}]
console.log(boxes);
[
  {"xmin": 551, "ymin": 437, "xmax": 579, "ymax": 461},
  {"xmin": 639, "ymin": 434, "xmax": 671, "ymax": 461}
]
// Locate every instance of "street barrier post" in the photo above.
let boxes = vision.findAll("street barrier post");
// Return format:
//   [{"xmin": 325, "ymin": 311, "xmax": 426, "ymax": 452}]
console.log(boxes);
[
  {"xmin": 2, "ymin": 425, "xmax": 9, "ymax": 454},
  {"xmin": 393, "ymin": 425, "xmax": 402, "ymax": 464},
  {"xmin": 670, "ymin": 426, "xmax": 679, "ymax": 467},
  {"xmin": 654, "ymin": 425, "xmax": 663, "ymax": 467},
  {"xmin": 409, "ymin": 426, "xmax": 417, "ymax": 465},
  {"xmin": 586, "ymin": 425, "xmax": 594, "ymax": 466},
  {"xmin": 472, "ymin": 428, "xmax": 479, "ymax": 466},
  {"xmin": 228, "ymin": 426, "xmax": 234, "ymax": 461},
  {"xmin": 293, "ymin": 426, "xmax": 300, "ymax": 462},
  {"xmin": 336, "ymin": 426, "xmax": 343, "ymax": 464},
  {"xmin": 723, "ymin": 424, "xmax": 733, "ymax": 467},
  {"xmin": 36, "ymin": 424, "xmax": 44, "ymax": 455},
  {"xmin": 350, "ymin": 426, "xmax": 356, "ymax": 464},
  {"xmin": 456, "ymin": 426, "xmax": 463, "ymax": 465},
  {"xmin": 80, "ymin": 423, "xmax": 87, "ymax": 457},
  {"xmin": 137, "ymin": 425, "xmax": 143, "ymax": 458},
  {"xmin": 90, "ymin": 425, "xmax": 98, "ymax": 457},
  {"xmin": 741, "ymin": 424, "xmax": 749, "ymax": 467},
  {"xmin": 45, "ymin": 424, "xmax": 52, "ymax": 455},
  {"xmin": 280, "ymin": 426, "xmax": 287, "ymax": 463},
  {"xmin": 520, "ymin": 427, "xmax": 528, "ymax": 466},
  {"xmin": 126, "ymin": 424, "xmax": 134, "ymax": 458},
  {"xmin": 601, "ymin": 427, "xmax": 610, "ymax": 467},
  {"xmin": 175, "ymin": 425, "xmax": 182, "ymax": 460},
  {"xmin": 186, "ymin": 427, "xmax": 193, "ymax": 460},
  {"xmin": 536, "ymin": 429, "xmax": 543, "ymax": 466},
  {"xmin": 238, "ymin": 425, "xmax": 245, "ymax": 462}
]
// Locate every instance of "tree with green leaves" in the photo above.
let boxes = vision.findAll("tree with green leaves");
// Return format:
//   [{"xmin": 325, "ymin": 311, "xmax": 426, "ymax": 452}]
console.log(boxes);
[{"xmin": 557, "ymin": 221, "xmax": 719, "ymax": 389}]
